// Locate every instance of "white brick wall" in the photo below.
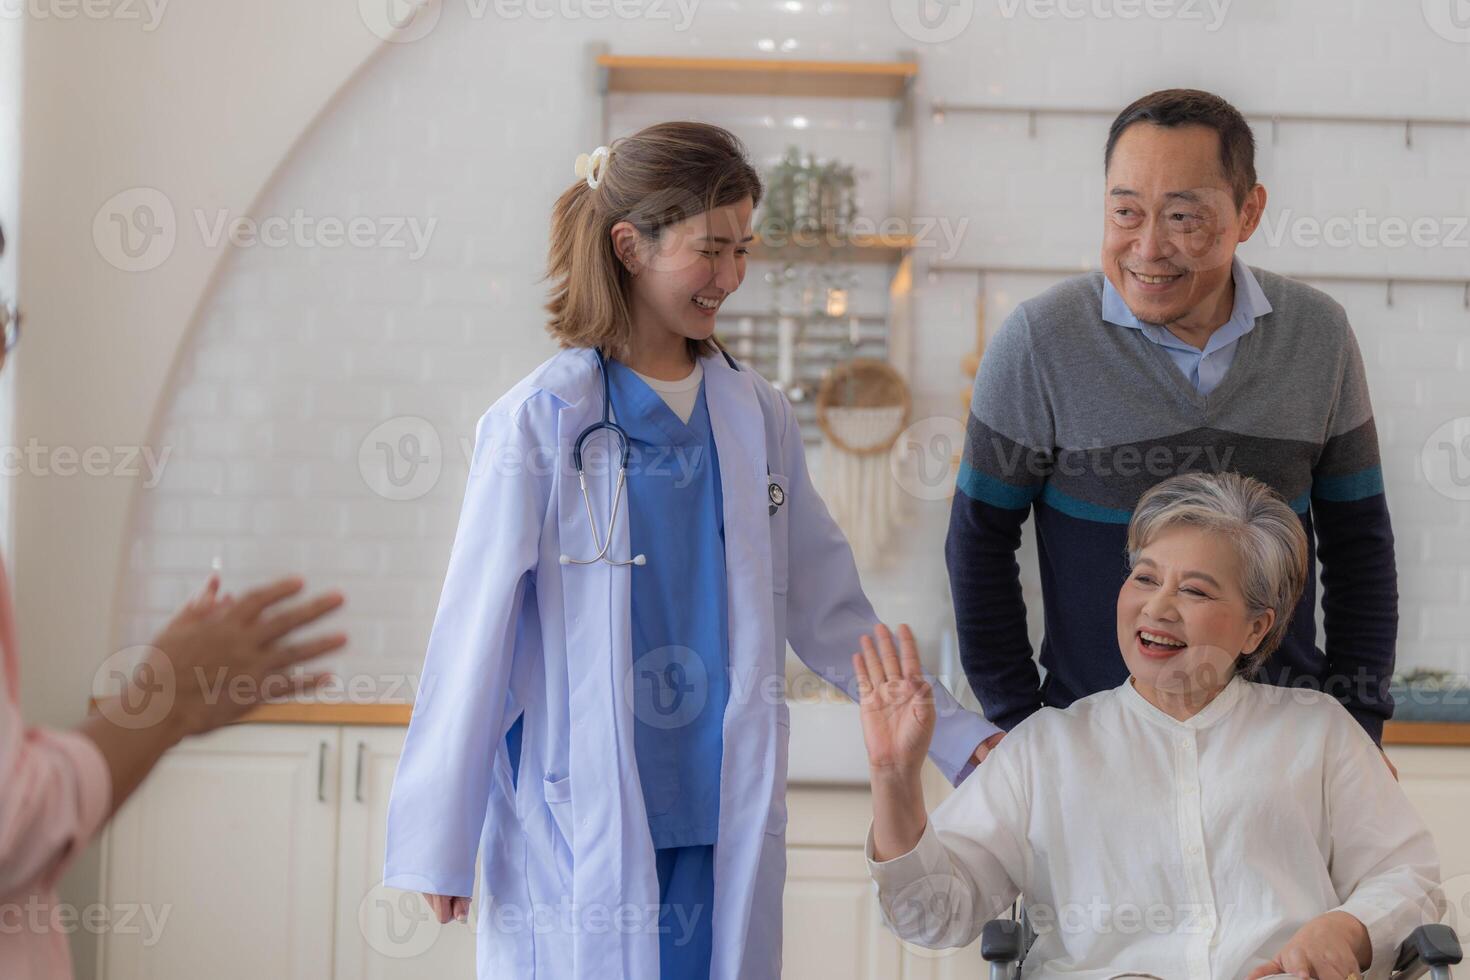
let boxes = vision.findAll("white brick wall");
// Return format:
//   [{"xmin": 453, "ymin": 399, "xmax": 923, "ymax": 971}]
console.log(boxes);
[{"xmin": 120, "ymin": 0, "xmax": 1470, "ymax": 706}]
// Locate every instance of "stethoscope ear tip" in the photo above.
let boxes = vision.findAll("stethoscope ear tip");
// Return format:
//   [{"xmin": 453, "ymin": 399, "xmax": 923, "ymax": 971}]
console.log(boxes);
[
  {"xmin": 633, "ymin": 554, "xmax": 647, "ymax": 566},
  {"xmin": 558, "ymin": 554, "xmax": 571, "ymax": 565}
]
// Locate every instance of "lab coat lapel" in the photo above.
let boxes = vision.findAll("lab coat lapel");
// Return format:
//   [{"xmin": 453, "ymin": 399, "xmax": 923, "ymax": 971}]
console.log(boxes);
[
  {"xmin": 701, "ymin": 352, "xmax": 785, "ymax": 980},
  {"xmin": 701, "ymin": 349, "xmax": 776, "ymax": 689},
  {"xmin": 554, "ymin": 357, "xmax": 659, "ymax": 979}
]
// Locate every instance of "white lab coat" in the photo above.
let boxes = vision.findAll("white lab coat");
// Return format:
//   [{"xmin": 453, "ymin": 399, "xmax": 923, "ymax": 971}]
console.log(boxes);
[{"xmin": 383, "ymin": 346, "xmax": 998, "ymax": 979}]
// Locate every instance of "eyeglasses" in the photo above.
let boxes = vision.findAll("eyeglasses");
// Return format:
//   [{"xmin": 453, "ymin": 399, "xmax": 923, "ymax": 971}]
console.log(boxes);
[{"xmin": 0, "ymin": 295, "xmax": 18, "ymax": 354}]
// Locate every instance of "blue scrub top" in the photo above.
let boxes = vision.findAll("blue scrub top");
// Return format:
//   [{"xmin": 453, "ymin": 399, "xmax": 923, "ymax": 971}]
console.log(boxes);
[{"xmin": 607, "ymin": 359, "xmax": 731, "ymax": 850}]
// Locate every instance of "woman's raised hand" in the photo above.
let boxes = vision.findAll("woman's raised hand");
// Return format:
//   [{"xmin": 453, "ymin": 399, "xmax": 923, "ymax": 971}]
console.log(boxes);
[
  {"xmin": 80, "ymin": 574, "xmax": 349, "ymax": 823},
  {"xmin": 853, "ymin": 624, "xmax": 936, "ymax": 781},
  {"xmin": 146, "ymin": 575, "xmax": 347, "ymax": 738}
]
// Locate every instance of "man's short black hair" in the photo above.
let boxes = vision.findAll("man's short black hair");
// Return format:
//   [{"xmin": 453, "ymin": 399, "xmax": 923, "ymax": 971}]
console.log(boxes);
[{"xmin": 1105, "ymin": 89, "xmax": 1258, "ymax": 208}]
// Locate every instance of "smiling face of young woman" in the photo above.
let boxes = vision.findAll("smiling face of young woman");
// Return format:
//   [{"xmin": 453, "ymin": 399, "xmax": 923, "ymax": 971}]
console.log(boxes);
[
  {"xmin": 612, "ymin": 196, "xmax": 754, "ymax": 370},
  {"xmin": 1115, "ymin": 523, "xmax": 1274, "ymax": 719}
]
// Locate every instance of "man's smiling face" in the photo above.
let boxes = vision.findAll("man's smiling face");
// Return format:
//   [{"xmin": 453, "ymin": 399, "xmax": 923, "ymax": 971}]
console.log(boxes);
[{"xmin": 1101, "ymin": 122, "xmax": 1263, "ymax": 333}]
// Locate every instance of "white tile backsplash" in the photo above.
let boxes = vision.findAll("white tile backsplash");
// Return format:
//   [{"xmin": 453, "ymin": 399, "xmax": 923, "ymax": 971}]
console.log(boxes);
[{"xmin": 120, "ymin": 0, "xmax": 1470, "ymax": 695}]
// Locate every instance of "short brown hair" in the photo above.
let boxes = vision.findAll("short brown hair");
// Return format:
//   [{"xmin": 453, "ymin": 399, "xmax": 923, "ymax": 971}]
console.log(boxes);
[
  {"xmin": 544, "ymin": 121, "xmax": 763, "ymax": 359},
  {"xmin": 1105, "ymin": 89, "xmax": 1258, "ymax": 208}
]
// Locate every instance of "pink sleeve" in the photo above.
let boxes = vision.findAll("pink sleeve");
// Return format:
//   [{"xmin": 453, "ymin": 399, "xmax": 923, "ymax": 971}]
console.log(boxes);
[{"xmin": 0, "ymin": 703, "xmax": 114, "ymax": 901}]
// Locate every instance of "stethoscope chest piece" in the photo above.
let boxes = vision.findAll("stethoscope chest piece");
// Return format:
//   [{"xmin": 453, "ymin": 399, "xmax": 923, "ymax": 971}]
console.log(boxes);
[{"xmin": 768, "ymin": 480, "xmax": 785, "ymax": 515}]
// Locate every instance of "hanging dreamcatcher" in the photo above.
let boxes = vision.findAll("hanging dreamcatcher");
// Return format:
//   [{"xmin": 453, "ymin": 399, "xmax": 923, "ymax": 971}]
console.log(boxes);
[{"xmin": 814, "ymin": 358, "xmax": 911, "ymax": 570}]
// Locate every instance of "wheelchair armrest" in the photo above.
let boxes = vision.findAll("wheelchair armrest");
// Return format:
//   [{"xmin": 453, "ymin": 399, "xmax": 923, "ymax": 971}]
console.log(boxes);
[
  {"xmin": 1393, "ymin": 923, "xmax": 1463, "ymax": 974},
  {"xmin": 982, "ymin": 918, "xmax": 1024, "ymax": 963}
]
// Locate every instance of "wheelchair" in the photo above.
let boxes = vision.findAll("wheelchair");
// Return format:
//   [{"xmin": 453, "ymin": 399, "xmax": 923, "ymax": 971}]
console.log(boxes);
[{"xmin": 980, "ymin": 896, "xmax": 1464, "ymax": 980}]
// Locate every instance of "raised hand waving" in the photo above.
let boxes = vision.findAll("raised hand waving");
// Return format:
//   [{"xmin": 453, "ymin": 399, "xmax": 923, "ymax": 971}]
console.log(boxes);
[{"xmin": 853, "ymin": 623, "xmax": 936, "ymax": 779}]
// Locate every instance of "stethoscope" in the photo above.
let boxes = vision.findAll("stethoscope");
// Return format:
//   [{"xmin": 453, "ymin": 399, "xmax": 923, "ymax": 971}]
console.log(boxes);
[{"xmin": 559, "ymin": 346, "xmax": 782, "ymax": 568}]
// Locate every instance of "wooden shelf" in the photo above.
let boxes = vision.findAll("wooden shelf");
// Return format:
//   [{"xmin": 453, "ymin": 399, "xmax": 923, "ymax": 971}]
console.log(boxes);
[
  {"xmin": 750, "ymin": 232, "xmax": 915, "ymax": 265},
  {"xmin": 596, "ymin": 55, "xmax": 917, "ymax": 100}
]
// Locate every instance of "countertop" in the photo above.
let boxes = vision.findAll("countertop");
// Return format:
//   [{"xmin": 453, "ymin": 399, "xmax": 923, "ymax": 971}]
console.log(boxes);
[{"xmin": 208, "ymin": 682, "xmax": 1470, "ymax": 749}]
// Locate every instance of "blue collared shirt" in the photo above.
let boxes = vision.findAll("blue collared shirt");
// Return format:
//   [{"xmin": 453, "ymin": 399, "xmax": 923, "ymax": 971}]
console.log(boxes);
[{"xmin": 1101, "ymin": 256, "xmax": 1273, "ymax": 396}]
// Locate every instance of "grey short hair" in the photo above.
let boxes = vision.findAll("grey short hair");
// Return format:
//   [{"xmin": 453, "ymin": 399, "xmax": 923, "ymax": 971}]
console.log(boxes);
[{"xmin": 1126, "ymin": 472, "xmax": 1308, "ymax": 677}]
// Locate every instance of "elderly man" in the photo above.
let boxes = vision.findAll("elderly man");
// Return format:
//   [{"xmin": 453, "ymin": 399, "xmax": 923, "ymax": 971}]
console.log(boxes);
[{"xmin": 950, "ymin": 89, "xmax": 1398, "ymax": 769}]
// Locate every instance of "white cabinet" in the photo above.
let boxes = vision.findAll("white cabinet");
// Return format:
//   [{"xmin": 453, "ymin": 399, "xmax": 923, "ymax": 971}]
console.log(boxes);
[
  {"xmin": 332, "ymin": 729, "xmax": 478, "ymax": 980},
  {"xmin": 1388, "ymin": 745, "xmax": 1470, "ymax": 942},
  {"xmin": 97, "ymin": 721, "xmax": 960, "ymax": 980},
  {"xmin": 783, "ymin": 845, "xmax": 903, "ymax": 978},
  {"xmin": 98, "ymin": 724, "xmax": 338, "ymax": 980},
  {"xmin": 781, "ymin": 844, "xmax": 986, "ymax": 980},
  {"xmin": 99, "ymin": 724, "xmax": 477, "ymax": 980},
  {"xmin": 783, "ymin": 775, "xmax": 987, "ymax": 980},
  {"xmin": 1390, "ymin": 746, "xmax": 1470, "ymax": 879},
  {"xmin": 95, "ymin": 726, "xmax": 1470, "ymax": 980}
]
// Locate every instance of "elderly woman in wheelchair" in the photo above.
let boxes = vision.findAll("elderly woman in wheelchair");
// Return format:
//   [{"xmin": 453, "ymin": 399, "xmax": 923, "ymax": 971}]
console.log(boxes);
[{"xmin": 856, "ymin": 472, "xmax": 1454, "ymax": 980}]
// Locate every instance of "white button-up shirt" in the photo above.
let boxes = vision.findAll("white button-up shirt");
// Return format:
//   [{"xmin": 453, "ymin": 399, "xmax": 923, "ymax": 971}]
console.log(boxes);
[{"xmin": 866, "ymin": 674, "xmax": 1444, "ymax": 980}]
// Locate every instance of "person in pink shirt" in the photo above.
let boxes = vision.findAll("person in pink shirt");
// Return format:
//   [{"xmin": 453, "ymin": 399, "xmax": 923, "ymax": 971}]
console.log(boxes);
[{"xmin": 0, "ymin": 221, "xmax": 349, "ymax": 978}]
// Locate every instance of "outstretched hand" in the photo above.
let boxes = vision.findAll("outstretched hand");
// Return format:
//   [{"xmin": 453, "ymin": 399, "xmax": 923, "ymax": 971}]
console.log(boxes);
[
  {"xmin": 147, "ymin": 575, "xmax": 348, "ymax": 738},
  {"xmin": 853, "ymin": 624, "xmax": 936, "ymax": 780}
]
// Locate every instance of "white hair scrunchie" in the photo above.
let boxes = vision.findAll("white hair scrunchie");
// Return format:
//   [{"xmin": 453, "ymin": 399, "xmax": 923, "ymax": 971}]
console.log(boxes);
[{"xmin": 573, "ymin": 145, "xmax": 611, "ymax": 189}]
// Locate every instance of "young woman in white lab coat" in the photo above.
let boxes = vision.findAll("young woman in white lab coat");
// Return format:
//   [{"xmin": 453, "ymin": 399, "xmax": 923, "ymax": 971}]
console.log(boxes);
[{"xmin": 382, "ymin": 121, "xmax": 1000, "ymax": 980}]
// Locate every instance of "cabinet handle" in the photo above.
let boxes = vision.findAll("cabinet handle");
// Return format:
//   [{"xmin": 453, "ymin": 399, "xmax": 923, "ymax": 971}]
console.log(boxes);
[
  {"xmin": 317, "ymin": 740, "xmax": 328, "ymax": 803},
  {"xmin": 354, "ymin": 741, "xmax": 366, "ymax": 803}
]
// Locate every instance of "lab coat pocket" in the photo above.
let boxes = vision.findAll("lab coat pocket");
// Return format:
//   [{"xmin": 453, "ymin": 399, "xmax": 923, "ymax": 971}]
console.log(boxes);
[
  {"xmin": 544, "ymin": 774, "xmax": 575, "ymax": 881},
  {"xmin": 766, "ymin": 705, "xmax": 791, "ymax": 836},
  {"xmin": 766, "ymin": 472, "xmax": 790, "ymax": 596}
]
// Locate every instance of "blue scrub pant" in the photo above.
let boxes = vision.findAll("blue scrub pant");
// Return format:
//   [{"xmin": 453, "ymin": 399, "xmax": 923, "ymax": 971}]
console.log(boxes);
[
  {"xmin": 506, "ymin": 714, "xmax": 523, "ymax": 790},
  {"xmin": 506, "ymin": 716, "xmax": 714, "ymax": 980},
  {"xmin": 656, "ymin": 844, "xmax": 714, "ymax": 980}
]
